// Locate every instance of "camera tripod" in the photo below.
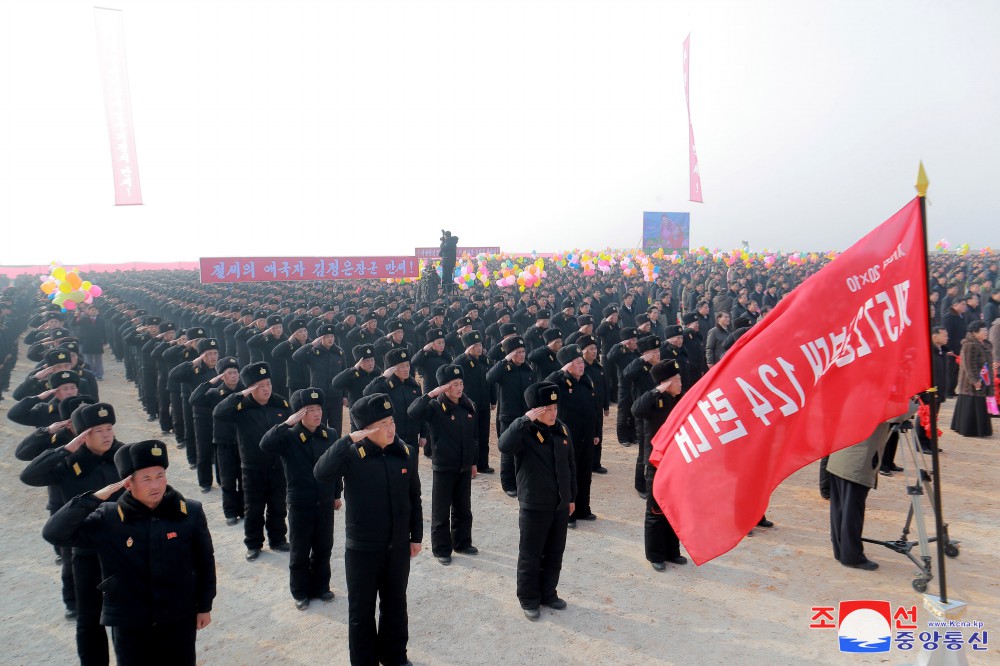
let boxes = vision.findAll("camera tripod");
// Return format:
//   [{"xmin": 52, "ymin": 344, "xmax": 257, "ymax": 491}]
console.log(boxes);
[{"xmin": 861, "ymin": 420, "xmax": 960, "ymax": 592}]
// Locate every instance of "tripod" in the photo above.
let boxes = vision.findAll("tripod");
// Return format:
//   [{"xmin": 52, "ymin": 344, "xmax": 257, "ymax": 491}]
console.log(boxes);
[{"xmin": 861, "ymin": 420, "xmax": 960, "ymax": 593}]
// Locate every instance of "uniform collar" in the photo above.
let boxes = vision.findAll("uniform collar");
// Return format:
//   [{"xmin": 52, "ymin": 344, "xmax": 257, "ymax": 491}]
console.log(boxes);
[
  {"xmin": 291, "ymin": 423, "xmax": 329, "ymax": 441},
  {"xmin": 118, "ymin": 485, "xmax": 188, "ymax": 522}
]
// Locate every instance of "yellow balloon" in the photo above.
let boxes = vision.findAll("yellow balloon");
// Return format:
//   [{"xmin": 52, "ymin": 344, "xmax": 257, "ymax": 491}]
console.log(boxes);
[
  {"xmin": 52, "ymin": 267, "xmax": 66, "ymax": 281},
  {"xmin": 81, "ymin": 281, "xmax": 92, "ymax": 290},
  {"xmin": 58, "ymin": 282, "xmax": 73, "ymax": 293}
]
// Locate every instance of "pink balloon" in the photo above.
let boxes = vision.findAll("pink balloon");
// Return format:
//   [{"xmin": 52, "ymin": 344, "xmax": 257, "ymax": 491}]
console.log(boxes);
[
  {"xmin": 64, "ymin": 300, "xmax": 77, "ymax": 311},
  {"xmin": 89, "ymin": 285, "xmax": 103, "ymax": 297}
]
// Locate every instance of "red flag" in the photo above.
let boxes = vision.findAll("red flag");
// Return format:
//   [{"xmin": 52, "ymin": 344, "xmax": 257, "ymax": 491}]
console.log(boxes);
[
  {"xmin": 683, "ymin": 34, "xmax": 703, "ymax": 203},
  {"xmin": 649, "ymin": 198, "xmax": 930, "ymax": 564}
]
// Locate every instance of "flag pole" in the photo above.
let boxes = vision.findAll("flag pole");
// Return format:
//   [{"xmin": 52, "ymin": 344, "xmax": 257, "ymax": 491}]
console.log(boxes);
[{"xmin": 915, "ymin": 162, "xmax": 948, "ymax": 604}]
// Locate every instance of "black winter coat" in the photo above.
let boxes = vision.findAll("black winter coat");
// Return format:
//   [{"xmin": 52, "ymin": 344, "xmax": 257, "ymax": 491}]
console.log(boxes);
[{"xmin": 497, "ymin": 416, "xmax": 577, "ymax": 512}]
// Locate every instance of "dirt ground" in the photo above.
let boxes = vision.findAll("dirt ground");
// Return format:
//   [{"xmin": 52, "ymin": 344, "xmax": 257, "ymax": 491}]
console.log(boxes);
[{"xmin": 1, "ymin": 348, "xmax": 998, "ymax": 665}]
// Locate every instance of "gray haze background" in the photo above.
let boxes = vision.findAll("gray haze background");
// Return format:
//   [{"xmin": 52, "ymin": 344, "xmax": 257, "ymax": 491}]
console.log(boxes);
[{"xmin": 2, "ymin": 0, "xmax": 998, "ymax": 265}]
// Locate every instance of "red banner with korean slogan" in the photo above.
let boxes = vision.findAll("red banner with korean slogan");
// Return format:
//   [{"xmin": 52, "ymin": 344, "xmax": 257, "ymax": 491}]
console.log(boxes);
[
  {"xmin": 198, "ymin": 257, "xmax": 418, "ymax": 283},
  {"xmin": 649, "ymin": 198, "xmax": 930, "ymax": 565}
]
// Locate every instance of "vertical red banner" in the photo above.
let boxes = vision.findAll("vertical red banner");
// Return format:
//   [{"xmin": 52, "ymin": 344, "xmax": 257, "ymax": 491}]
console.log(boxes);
[
  {"xmin": 683, "ymin": 34, "xmax": 703, "ymax": 203},
  {"xmin": 94, "ymin": 8, "xmax": 142, "ymax": 206}
]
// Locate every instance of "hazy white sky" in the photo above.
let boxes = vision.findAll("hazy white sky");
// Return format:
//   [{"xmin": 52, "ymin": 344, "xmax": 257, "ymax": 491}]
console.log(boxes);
[{"xmin": 2, "ymin": 0, "xmax": 998, "ymax": 265}]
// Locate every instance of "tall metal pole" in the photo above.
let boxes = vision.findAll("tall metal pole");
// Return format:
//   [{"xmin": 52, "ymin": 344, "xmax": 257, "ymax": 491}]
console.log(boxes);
[{"xmin": 915, "ymin": 162, "xmax": 948, "ymax": 604}]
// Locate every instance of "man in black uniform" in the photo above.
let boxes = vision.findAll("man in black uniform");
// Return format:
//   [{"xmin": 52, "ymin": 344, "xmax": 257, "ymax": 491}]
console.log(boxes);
[
  {"xmin": 631, "ymin": 360, "xmax": 688, "ymax": 571},
  {"xmin": 407, "ymin": 365, "xmax": 478, "ymax": 565},
  {"xmin": 248, "ymin": 315, "xmax": 288, "ymax": 395},
  {"xmin": 261, "ymin": 388, "xmax": 341, "ymax": 609},
  {"xmin": 607, "ymin": 327, "xmax": 640, "ymax": 447},
  {"xmin": 271, "ymin": 317, "xmax": 310, "ymax": 397},
  {"xmin": 578, "ymin": 335, "xmax": 610, "ymax": 474},
  {"xmin": 497, "ymin": 382, "xmax": 576, "ymax": 621},
  {"xmin": 292, "ymin": 323, "xmax": 347, "ymax": 434},
  {"xmin": 363, "ymin": 348, "xmax": 422, "ymax": 450},
  {"xmin": 213, "ymin": 362, "xmax": 291, "ymax": 561},
  {"xmin": 169, "ymin": 338, "xmax": 220, "ymax": 485},
  {"xmin": 333, "ymin": 345, "xmax": 381, "ymax": 417},
  {"xmin": 44, "ymin": 440, "xmax": 217, "ymax": 666},
  {"xmin": 313, "ymin": 394, "xmax": 422, "ymax": 666},
  {"xmin": 22, "ymin": 402, "xmax": 124, "ymax": 665},
  {"xmin": 486, "ymin": 336, "xmax": 534, "ymax": 496},
  {"xmin": 625, "ymin": 335, "xmax": 661, "ymax": 497},
  {"xmin": 528, "ymin": 328, "xmax": 562, "ymax": 382},
  {"xmin": 410, "ymin": 328, "xmax": 452, "ymax": 395},
  {"xmin": 453, "ymin": 330, "xmax": 493, "ymax": 473},
  {"xmin": 8, "ymin": 369, "xmax": 80, "ymax": 428},
  {"xmin": 190, "ymin": 356, "xmax": 244, "ymax": 525},
  {"xmin": 546, "ymin": 345, "xmax": 599, "ymax": 528}
]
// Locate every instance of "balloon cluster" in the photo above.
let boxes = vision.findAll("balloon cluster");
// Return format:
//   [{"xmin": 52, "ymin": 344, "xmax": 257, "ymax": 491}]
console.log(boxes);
[
  {"xmin": 494, "ymin": 258, "xmax": 545, "ymax": 292},
  {"xmin": 956, "ymin": 243, "xmax": 970, "ymax": 256},
  {"xmin": 454, "ymin": 261, "xmax": 492, "ymax": 290},
  {"xmin": 934, "ymin": 239, "xmax": 950, "ymax": 252},
  {"xmin": 38, "ymin": 264, "xmax": 103, "ymax": 312}
]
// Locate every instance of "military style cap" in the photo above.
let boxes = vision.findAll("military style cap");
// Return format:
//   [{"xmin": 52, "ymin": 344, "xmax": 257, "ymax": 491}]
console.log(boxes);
[
  {"xmin": 196, "ymin": 338, "xmax": 219, "ymax": 354},
  {"xmin": 72, "ymin": 402, "xmax": 116, "ymax": 433},
  {"xmin": 59, "ymin": 395, "xmax": 96, "ymax": 421},
  {"xmin": 577, "ymin": 315, "xmax": 594, "ymax": 326},
  {"xmin": 682, "ymin": 313, "xmax": 698, "ymax": 325},
  {"xmin": 556, "ymin": 344, "xmax": 582, "ymax": 365},
  {"xmin": 386, "ymin": 319, "xmax": 404, "ymax": 332},
  {"xmin": 160, "ymin": 322, "xmax": 177, "ymax": 332},
  {"xmin": 288, "ymin": 318, "xmax": 307, "ymax": 332},
  {"xmin": 49, "ymin": 370, "xmax": 80, "ymax": 389},
  {"xmin": 142, "ymin": 316, "xmax": 163, "ymax": 326},
  {"xmin": 524, "ymin": 382, "xmax": 559, "ymax": 409},
  {"xmin": 187, "ymin": 327, "xmax": 207, "ymax": 340},
  {"xmin": 266, "ymin": 314, "xmax": 283, "ymax": 326},
  {"xmin": 317, "ymin": 324, "xmax": 336, "ymax": 337},
  {"xmin": 454, "ymin": 316, "xmax": 472, "ymax": 329},
  {"xmin": 350, "ymin": 393, "xmax": 395, "ymax": 428},
  {"xmin": 651, "ymin": 359, "xmax": 680, "ymax": 383},
  {"xmin": 602, "ymin": 305, "xmax": 619, "ymax": 317},
  {"xmin": 432, "ymin": 306, "xmax": 447, "ymax": 317},
  {"xmin": 637, "ymin": 336, "xmax": 662, "ymax": 352},
  {"xmin": 385, "ymin": 348, "xmax": 409, "ymax": 368},
  {"xmin": 501, "ymin": 336, "xmax": 526, "ymax": 354},
  {"xmin": 499, "ymin": 323, "xmax": 518, "ymax": 337},
  {"xmin": 43, "ymin": 349, "xmax": 71, "ymax": 367},
  {"xmin": 636, "ymin": 313, "xmax": 650, "ymax": 326},
  {"xmin": 425, "ymin": 328, "xmax": 445, "ymax": 342},
  {"xmin": 543, "ymin": 328, "xmax": 563, "ymax": 343},
  {"xmin": 664, "ymin": 325, "xmax": 683, "ymax": 339},
  {"xmin": 240, "ymin": 362, "xmax": 271, "ymax": 386},
  {"xmin": 562, "ymin": 299, "xmax": 576, "ymax": 309},
  {"xmin": 353, "ymin": 345, "xmax": 375, "ymax": 362},
  {"xmin": 576, "ymin": 335, "xmax": 597, "ymax": 350},
  {"xmin": 461, "ymin": 331, "xmax": 482, "ymax": 347},
  {"xmin": 58, "ymin": 340, "xmax": 80, "ymax": 354},
  {"xmin": 254, "ymin": 309, "xmax": 269, "ymax": 320},
  {"xmin": 620, "ymin": 327, "xmax": 638, "ymax": 341},
  {"xmin": 535, "ymin": 310, "xmax": 551, "ymax": 320},
  {"xmin": 291, "ymin": 388, "xmax": 325, "ymax": 411},
  {"xmin": 216, "ymin": 356, "xmax": 240, "ymax": 373},
  {"xmin": 435, "ymin": 364, "xmax": 464, "ymax": 385},
  {"xmin": 115, "ymin": 440, "xmax": 169, "ymax": 477}
]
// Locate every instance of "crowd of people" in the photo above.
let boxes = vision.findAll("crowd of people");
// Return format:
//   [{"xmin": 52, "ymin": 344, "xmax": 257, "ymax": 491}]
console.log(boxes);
[{"xmin": 0, "ymin": 248, "xmax": 996, "ymax": 665}]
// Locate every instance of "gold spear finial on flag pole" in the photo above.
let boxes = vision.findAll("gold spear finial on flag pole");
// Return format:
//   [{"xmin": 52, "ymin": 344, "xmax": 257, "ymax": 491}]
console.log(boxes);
[{"xmin": 916, "ymin": 161, "xmax": 929, "ymax": 198}]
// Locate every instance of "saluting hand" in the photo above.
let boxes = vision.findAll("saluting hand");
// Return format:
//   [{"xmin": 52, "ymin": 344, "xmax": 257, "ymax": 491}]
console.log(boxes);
[
  {"xmin": 63, "ymin": 429, "xmax": 91, "ymax": 453},
  {"xmin": 641, "ymin": 350, "xmax": 658, "ymax": 363},
  {"xmin": 349, "ymin": 425, "xmax": 380, "ymax": 443},
  {"xmin": 284, "ymin": 407, "xmax": 307, "ymax": 426},
  {"xmin": 525, "ymin": 407, "xmax": 546, "ymax": 422},
  {"xmin": 191, "ymin": 356, "xmax": 202, "ymax": 367},
  {"xmin": 427, "ymin": 385, "xmax": 446, "ymax": 398},
  {"xmin": 560, "ymin": 362, "xmax": 574, "ymax": 374},
  {"xmin": 382, "ymin": 365, "xmax": 396, "ymax": 379},
  {"xmin": 504, "ymin": 351, "xmax": 517, "ymax": 362},
  {"xmin": 35, "ymin": 388, "xmax": 57, "ymax": 401},
  {"xmin": 34, "ymin": 366, "xmax": 55, "ymax": 380},
  {"xmin": 93, "ymin": 476, "xmax": 127, "ymax": 501},
  {"xmin": 208, "ymin": 374, "xmax": 223, "ymax": 385},
  {"xmin": 47, "ymin": 419, "xmax": 71, "ymax": 434},
  {"xmin": 240, "ymin": 386, "xmax": 255, "ymax": 397}
]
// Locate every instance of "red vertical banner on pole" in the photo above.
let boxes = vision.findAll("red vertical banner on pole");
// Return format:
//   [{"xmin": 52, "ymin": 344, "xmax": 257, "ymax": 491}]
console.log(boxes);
[
  {"xmin": 94, "ymin": 8, "xmax": 143, "ymax": 206},
  {"xmin": 683, "ymin": 34, "xmax": 703, "ymax": 203}
]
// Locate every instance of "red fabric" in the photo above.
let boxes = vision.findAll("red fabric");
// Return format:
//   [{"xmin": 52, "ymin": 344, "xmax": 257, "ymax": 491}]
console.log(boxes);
[{"xmin": 649, "ymin": 198, "xmax": 931, "ymax": 565}]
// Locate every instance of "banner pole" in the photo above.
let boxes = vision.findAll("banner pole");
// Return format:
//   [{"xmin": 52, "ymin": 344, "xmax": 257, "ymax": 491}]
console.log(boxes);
[{"xmin": 915, "ymin": 162, "xmax": 948, "ymax": 604}]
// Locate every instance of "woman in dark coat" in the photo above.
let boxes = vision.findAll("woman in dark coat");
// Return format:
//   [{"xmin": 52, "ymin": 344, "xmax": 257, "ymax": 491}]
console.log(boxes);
[{"xmin": 951, "ymin": 320, "xmax": 993, "ymax": 437}]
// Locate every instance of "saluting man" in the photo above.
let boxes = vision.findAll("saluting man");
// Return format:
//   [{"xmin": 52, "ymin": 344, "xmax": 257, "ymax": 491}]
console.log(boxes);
[
  {"xmin": 497, "ymin": 382, "xmax": 576, "ymax": 621},
  {"xmin": 43, "ymin": 440, "xmax": 217, "ymax": 666},
  {"xmin": 314, "ymin": 394, "xmax": 422, "ymax": 666},
  {"xmin": 407, "ymin": 364, "xmax": 479, "ymax": 565},
  {"xmin": 260, "ymin": 388, "xmax": 342, "ymax": 610}
]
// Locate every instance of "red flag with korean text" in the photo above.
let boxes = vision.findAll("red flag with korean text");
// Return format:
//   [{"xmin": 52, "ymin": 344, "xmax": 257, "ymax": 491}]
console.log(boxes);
[{"xmin": 649, "ymin": 198, "xmax": 930, "ymax": 565}]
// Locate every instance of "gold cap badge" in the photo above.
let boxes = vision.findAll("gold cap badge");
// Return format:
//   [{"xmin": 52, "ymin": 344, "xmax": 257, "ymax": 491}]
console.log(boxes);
[
  {"xmin": 383, "ymin": 400, "xmax": 391, "ymax": 410},
  {"xmin": 400, "ymin": 352, "xmax": 407, "ymax": 358},
  {"xmin": 259, "ymin": 367, "xmax": 267, "ymax": 374},
  {"xmin": 310, "ymin": 392, "xmax": 319, "ymax": 399},
  {"xmin": 98, "ymin": 408, "xmax": 108, "ymax": 417},
  {"xmin": 151, "ymin": 446, "xmax": 163, "ymax": 457},
  {"xmin": 127, "ymin": 537, "xmax": 133, "ymax": 548},
  {"xmin": 550, "ymin": 392, "xmax": 557, "ymax": 401}
]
